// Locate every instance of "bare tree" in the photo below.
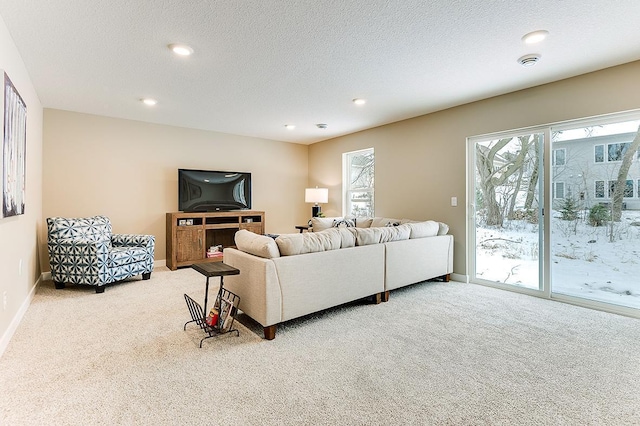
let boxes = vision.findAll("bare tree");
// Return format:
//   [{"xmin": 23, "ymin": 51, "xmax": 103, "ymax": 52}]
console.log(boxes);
[
  {"xmin": 476, "ymin": 137, "xmax": 533, "ymax": 226},
  {"xmin": 610, "ymin": 125, "xmax": 640, "ymax": 222}
]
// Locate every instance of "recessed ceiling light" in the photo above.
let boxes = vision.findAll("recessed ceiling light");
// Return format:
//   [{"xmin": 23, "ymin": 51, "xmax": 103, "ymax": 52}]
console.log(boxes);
[
  {"xmin": 353, "ymin": 98, "xmax": 366, "ymax": 105},
  {"xmin": 518, "ymin": 54, "xmax": 541, "ymax": 67},
  {"xmin": 141, "ymin": 98, "xmax": 157, "ymax": 106},
  {"xmin": 168, "ymin": 43, "xmax": 194, "ymax": 56},
  {"xmin": 522, "ymin": 30, "xmax": 549, "ymax": 44},
  {"xmin": 285, "ymin": 124, "xmax": 296, "ymax": 130}
]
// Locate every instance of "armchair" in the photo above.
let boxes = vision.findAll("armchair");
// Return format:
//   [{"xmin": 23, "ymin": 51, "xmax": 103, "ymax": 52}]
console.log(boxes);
[{"xmin": 46, "ymin": 215, "xmax": 155, "ymax": 293}]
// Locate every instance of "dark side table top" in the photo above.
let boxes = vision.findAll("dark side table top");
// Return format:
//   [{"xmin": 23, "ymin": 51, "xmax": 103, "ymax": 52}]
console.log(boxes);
[{"xmin": 192, "ymin": 262, "xmax": 240, "ymax": 277}]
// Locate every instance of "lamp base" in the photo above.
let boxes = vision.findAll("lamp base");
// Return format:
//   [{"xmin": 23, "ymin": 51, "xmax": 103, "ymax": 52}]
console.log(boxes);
[{"xmin": 312, "ymin": 205, "xmax": 321, "ymax": 217}]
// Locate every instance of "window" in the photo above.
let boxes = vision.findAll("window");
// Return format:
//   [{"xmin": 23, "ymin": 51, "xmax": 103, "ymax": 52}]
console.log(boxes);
[
  {"xmin": 552, "ymin": 149, "xmax": 566, "ymax": 166},
  {"xmin": 594, "ymin": 145, "xmax": 604, "ymax": 163},
  {"xmin": 595, "ymin": 180, "xmax": 605, "ymax": 198},
  {"xmin": 595, "ymin": 142, "xmax": 634, "ymax": 163},
  {"xmin": 553, "ymin": 182, "xmax": 565, "ymax": 199},
  {"xmin": 608, "ymin": 180, "xmax": 634, "ymax": 198},
  {"xmin": 608, "ymin": 143, "xmax": 630, "ymax": 162},
  {"xmin": 343, "ymin": 148, "xmax": 374, "ymax": 217}
]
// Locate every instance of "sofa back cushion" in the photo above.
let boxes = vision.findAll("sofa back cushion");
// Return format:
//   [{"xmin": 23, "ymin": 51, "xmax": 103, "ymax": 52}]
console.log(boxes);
[
  {"xmin": 354, "ymin": 224, "xmax": 410, "ymax": 245},
  {"xmin": 407, "ymin": 221, "xmax": 439, "ymax": 239},
  {"xmin": 276, "ymin": 229, "xmax": 342, "ymax": 256},
  {"xmin": 235, "ymin": 230, "xmax": 280, "ymax": 259}
]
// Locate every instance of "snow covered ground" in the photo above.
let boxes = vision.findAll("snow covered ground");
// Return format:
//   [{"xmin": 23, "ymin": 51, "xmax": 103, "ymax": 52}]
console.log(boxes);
[{"xmin": 475, "ymin": 210, "xmax": 640, "ymax": 310}]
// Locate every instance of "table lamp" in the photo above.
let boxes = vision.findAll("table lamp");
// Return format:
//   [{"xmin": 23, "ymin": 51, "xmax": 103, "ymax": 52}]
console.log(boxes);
[{"xmin": 305, "ymin": 187, "xmax": 328, "ymax": 217}]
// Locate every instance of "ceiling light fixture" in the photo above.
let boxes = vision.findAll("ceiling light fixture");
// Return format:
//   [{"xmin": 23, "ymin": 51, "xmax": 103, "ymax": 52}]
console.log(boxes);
[
  {"xmin": 316, "ymin": 123, "xmax": 327, "ymax": 129},
  {"xmin": 168, "ymin": 43, "xmax": 194, "ymax": 56},
  {"xmin": 522, "ymin": 30, "xmax": 549, "ymax": 44},
  {"xmin": 518, "ymin": 54, "xmax": 541, "ymax": 67},
  {"xmin": 141, "ymin": 98, "xmax": 158, "ymax": 106},
  {"xmin": 353, "ymin": 98, "xmax": 366, "ymax": 105},
  {"xmin": 285, "ymin": 124, "xmax": 295, "ymax": 130}
]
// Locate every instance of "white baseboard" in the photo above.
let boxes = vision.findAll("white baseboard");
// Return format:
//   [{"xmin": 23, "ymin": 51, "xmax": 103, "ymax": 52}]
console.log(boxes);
[
  {"xmin": 0, "ymin": 275, "xmax": 40, "ymax": 359},
  {"xmin": 451, "ymin": 273, "xmax": 469, "ymax": 283}
]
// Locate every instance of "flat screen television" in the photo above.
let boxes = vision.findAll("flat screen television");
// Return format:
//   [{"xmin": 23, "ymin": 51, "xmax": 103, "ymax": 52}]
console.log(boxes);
[{"xmin": 178, "ymin": 169, "xmax": 251, "ymax": 212}]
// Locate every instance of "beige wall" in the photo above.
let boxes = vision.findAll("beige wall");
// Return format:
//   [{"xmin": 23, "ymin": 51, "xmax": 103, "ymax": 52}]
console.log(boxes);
[
  {"xmin": 42, "ymin": 110, "xmax": 309, "ymax": 269},
  {"xmin": 0, "ymin": 15, "xmax": 43, "ymax": 349},
  {"xmin": 309, "ymin": 60, "xmax": 640, "ymax": 277}
]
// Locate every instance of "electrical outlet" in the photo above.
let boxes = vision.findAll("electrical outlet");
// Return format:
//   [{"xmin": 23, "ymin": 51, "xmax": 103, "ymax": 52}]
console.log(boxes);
[{"xmin": 3, "ymin": 291, "xmax": 6, "ymax": 311}]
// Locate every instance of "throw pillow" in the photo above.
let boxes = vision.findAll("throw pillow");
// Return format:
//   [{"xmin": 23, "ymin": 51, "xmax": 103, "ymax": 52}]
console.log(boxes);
[
  {"xmin": 371, "ymin": 217, "xmax": 402, "ymax": 228},
  {"xmin": 385, "ymin": 221, "xmax": 400, "ymax": 227},
  {"xmin": 310, "ymin": 217, "xmax": 340, "ymax": 232},
  {"xmin": 437, "ymin": 222, "xmax": 450, "ymax": 235},
  {"xmin": 333, "ymin": 218, "xmax": 355, "ymax": 228},
  {"xmin": 355, "ymin": 217, "xmax": 373, "ymax": 228}
]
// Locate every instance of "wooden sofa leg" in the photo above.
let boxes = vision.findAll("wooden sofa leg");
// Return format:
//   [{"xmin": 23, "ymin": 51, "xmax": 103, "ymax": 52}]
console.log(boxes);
[
  {"xmin": 54, "ymin": 281, "xmax": 65, "ymax": 290},
  {"xmin": 95, "ymin": 286, "xmax": 105, "ymax": 294},
  {"xmin": 442, "ymin": 274, "xmax": 450, "ymax": 282},
  {"xmin": 373, "ymin": 293, "xmax": 382, "ymax": 304},
  {"xmin": 263, "ymin": 325, "xmax": 277, "ymax": 340},
  {"xmin": 142, "ymin": 272, "xmax": 151, "ymax": 280},
  {"xmin": 381, "ymin": 291, "xmax": 390, "ymax": 302}
]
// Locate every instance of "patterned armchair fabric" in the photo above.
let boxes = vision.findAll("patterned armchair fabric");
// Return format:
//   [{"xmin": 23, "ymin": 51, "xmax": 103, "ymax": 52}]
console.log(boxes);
[{"xmin": 47, "ymin": 215, "xmax": 155, "ymax": 293}]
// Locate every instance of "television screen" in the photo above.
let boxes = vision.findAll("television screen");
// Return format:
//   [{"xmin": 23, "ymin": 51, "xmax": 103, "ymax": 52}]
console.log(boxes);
[{"xmin": 178, "ymin": 169, "xmax": 251, "ymax": 212}]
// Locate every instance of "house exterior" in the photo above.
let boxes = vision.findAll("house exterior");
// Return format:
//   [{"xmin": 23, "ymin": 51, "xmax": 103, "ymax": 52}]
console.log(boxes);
[{"xmin": 552, "ymin": 131, "xmax": 640, "ymax": 211}]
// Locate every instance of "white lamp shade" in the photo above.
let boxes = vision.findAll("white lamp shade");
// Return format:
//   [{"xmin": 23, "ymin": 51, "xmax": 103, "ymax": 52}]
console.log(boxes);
[{"xmin": 305, "ymin": 187, "xmax": 328, "ymax": 204}]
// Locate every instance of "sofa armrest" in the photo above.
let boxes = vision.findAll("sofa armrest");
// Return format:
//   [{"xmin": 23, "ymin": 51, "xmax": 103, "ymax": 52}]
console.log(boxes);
[
  {"xmin": 111, "ymin": 234, "xmax": 155, "ymax": 248},
  {"xmin": 222, "ymin": 248, "xmax": 282, "ymax": 327}
]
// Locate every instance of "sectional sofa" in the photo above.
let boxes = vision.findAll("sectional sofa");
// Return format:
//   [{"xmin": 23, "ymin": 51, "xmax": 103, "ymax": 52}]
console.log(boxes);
[{"xmin": 222, "ymin": 217, "xmax": 453, "ymax": 339}]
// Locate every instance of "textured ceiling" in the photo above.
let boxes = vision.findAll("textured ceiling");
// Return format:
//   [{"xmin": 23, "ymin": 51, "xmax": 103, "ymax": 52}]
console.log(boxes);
[{"xmin": 1, "ymin": 0, "xmax": 640, "ymax": 144}]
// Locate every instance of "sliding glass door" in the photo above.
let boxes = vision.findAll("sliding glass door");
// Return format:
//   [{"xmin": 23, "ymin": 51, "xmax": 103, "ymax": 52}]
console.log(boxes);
[
  {"xmin": 471, "ymin": 131, "xmax": 544, "ymax": 291},
  {"xmin": 550, "ymin": 117, "xmax": 640, "ymax": 310},
  {"xmin": 469, "ymin": 111, "xmax": 640, "ymax": 316}
]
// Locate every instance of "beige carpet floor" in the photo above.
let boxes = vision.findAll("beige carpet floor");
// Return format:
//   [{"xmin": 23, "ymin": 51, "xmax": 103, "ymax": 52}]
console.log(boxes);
[{"xmin": 1, "ymin": 266, "xmax": 639, "ymax": 425}]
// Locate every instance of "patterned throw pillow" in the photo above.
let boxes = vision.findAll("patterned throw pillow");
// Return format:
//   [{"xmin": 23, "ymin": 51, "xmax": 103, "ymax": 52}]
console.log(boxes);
[
  {"xmin": 333, "ymin": 218, "xmax": 356, "ymax": 228},
  {"xmin": 385, "ymin": 221, "xmax": 401, "ymax": 227}
]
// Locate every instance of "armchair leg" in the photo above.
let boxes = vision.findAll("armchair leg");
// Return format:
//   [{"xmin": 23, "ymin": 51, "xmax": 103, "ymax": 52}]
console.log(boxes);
[
  {"xmin": 142, "ymin": 272, "xmax": 151, "ymax": 280},
  {"xmin": 95, "ymin": 286, "xmax": 105, "ymax": 294},
  {"xmin": 54, "ymin": 281, "xmax": 65, "ymax": 290}
]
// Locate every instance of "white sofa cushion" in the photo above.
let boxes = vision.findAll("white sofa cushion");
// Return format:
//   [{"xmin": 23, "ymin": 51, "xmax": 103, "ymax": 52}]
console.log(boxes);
[
  {"xmin": 355, "ymin": 217, "xmax": 373, "ymax": 228},
  {"xmin": 276, "ymin": 229, "xmax": 342, "ymax": 256},
  {"xmin": 310, "ymin": 217, "xmax": 339, "ymax": 232},
  {"xmin": 370, "ymin": 217, "xmax": 403, "ymax": 227},
  {"xmin": 438, "ymin": 222, "xmax": 450, "ymax": 235},
  {"xmin": 354, "ymin": 224, "xmax": 411, "ymax": 246},
  {"xmin": 407, "ymin": 221, "xmax": 439, "ymax": 239},
  {"xmin": 235, "ymin": 230, "xmax": 280, "ymax": 259}
]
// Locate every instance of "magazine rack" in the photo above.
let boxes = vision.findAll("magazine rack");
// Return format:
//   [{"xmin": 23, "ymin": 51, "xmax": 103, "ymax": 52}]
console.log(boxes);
[
  {"xmin": 184, "ymin": 262, "xmax": 241, "ymax": 347},
  {"xmin": 184, "ymin": 288, "xmax": 240, "ymax": 347}
]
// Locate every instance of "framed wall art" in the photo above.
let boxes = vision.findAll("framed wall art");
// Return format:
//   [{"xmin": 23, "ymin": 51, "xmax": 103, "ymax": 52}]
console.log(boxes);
[{"xmin": 2, "ymin": 71, "xmax": 27, "ymax": 218}]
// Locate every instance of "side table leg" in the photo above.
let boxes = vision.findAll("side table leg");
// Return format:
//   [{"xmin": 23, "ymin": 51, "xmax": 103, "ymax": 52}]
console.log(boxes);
[{"xmin": 203, "ymin": 276, "xmax": 210, "ymax": 317}]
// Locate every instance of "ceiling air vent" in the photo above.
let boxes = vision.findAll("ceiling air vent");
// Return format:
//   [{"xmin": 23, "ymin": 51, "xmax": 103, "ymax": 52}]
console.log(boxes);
[{"xmin": 518, "ymin": 54, "xmax": 541, "ymax": 67}]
